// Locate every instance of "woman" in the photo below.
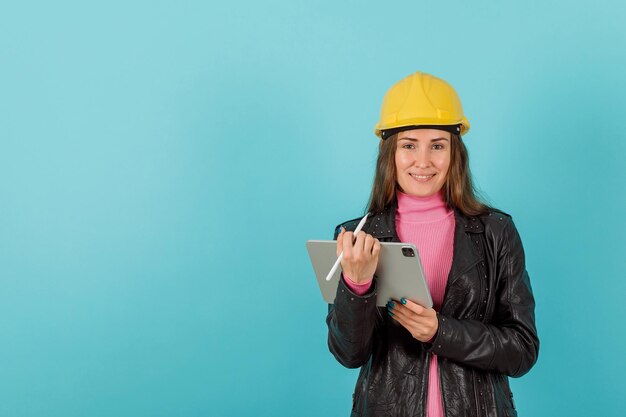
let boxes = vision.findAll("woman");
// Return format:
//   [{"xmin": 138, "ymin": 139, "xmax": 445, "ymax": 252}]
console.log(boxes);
[{"xmin": 326, "ymin": 72, "xmax": 539, "ymax": 417}]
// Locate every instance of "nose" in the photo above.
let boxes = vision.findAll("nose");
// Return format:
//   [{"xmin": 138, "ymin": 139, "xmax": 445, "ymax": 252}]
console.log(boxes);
[{"xmin": 414, "ymin": 149, "xmax": 431, "ymax": 168}]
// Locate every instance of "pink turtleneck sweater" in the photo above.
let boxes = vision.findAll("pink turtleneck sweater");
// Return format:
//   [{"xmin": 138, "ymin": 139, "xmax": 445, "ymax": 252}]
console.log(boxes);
[{"xmin": 343, "ymin": 191, "xmax": 455, "ymax": 417}]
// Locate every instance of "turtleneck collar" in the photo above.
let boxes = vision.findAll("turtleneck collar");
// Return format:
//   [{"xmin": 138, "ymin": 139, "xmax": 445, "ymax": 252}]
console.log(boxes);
[{"xmin": 395, "ymin": 190, "xmax": 453, "ymax": 223}]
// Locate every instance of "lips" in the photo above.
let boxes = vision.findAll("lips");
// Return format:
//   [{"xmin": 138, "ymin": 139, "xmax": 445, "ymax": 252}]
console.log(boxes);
[{"xmin": 410, "ymin": 173, "xmax": 435, "ymax": 182}]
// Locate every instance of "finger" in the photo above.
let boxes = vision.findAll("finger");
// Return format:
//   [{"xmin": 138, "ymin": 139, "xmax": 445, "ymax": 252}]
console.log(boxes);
[
  {"xmin": 390, "ymin": 302, "xmax": 432, "ymax": 326},
  {"xmin": 399, "ymin": 298, "xmax": 426, "ymax": 315},
  {"xmin": 392, "ymin": 302, "xmax": 437, "ymax": 326},
  {"xmin": 363, "ymin": 234, "xmax": 375, "ymax": 254},
  {"xmin": 372, "ymin": 239, "xmax": 381, "ymax": 257},
  {"xmin": 336, "ymin": 227, "xmax": 344, "ymax": 256},
  {"xmin": 387, "ymin": 303, "xmax": 402, "ymax": 321},
  {"xmin": 389, "ymin": 302, "xmax": 437, "ymax": 340},
  {"xmin": 395, "ymin": 303, "xmax": 437, "ymax": 330},
  {"xmin": 353, "ymin": 231, "xmax": 367, "ymax": 255},
  {"xmin": 389, "ymin": 308, "xmax": 413, "ymax": 331},
  {"xmin": 390, "ymin": 309, "xmax": 431, "ymax": 339},
  {"xmin": 342, "ymin": 231, "xmax": 354, "ymax": 260},
  {"xmin": 388, "ymin": 302, "xmax": 417, "ymax": 323}
]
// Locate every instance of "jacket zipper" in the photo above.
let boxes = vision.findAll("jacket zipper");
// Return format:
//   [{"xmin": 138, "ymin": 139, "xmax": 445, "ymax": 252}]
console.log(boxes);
[
  {"xmin": 475, "ymin": 261, "xmax": 487, "ymax": 322},
  {"xmin": 473, "ymin": 370, "xmax": 481, "ymax": 416},
  {"xmin": 425, "ymin": 351, "xmax": 431, "ymax": 417},
  {"xmin": 437, "ymin": 354, "xmax": 447, "ymax": 417},
  {"xmin": 423, "ymin": 352, "xmax": 448, "ymax": 417}
]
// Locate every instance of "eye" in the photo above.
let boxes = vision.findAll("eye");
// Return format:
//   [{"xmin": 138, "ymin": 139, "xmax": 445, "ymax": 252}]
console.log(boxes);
[
  {"xmin": 432, "ymin": 143, "xmax": 445, "ymax": 150},
  {"xmin": 401, "ymin": 143, "xmax": 415, "ymax": 150}
]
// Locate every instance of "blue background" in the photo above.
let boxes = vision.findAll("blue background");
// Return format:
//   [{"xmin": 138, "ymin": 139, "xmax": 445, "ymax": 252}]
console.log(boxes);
[{"xmin": 1, "ymin": 1, "xmax": 625, "ymax": 416}]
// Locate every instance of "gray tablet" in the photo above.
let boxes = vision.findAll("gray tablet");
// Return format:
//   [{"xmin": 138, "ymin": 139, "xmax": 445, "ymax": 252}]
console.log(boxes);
[{"xmin": 306, "ymin": 240, "xmax": 433, "ymax": 308}]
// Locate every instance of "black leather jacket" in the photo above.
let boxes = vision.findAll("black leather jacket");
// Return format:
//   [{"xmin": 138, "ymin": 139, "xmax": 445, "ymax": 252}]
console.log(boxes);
[{"xmin": 326, "ymin": 205, "xmax": 539, "ymax": 417}]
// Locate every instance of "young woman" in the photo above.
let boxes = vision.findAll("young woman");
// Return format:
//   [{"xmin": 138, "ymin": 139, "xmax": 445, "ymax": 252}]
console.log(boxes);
[{"xmin": 326, "ymin": 72, "xmax": 539, "ymax": 417}]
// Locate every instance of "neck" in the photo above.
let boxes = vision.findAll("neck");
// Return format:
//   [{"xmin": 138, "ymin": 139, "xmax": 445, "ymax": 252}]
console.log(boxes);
[{"xmin": 395, "ymin": 191, "xmax": 452, "ymax": 223}]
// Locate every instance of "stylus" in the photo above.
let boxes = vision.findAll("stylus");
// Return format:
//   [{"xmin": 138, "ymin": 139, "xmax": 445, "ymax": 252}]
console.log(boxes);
[{"xmin": 325, "ymin": 213, "xmax": 369, "ymax": 281}]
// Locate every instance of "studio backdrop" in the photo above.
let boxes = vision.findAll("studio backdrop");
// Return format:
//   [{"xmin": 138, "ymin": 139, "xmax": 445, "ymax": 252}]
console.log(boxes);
[{"xmin": 1, "ymin": 1, "xmax": 625, "ymax": 416}]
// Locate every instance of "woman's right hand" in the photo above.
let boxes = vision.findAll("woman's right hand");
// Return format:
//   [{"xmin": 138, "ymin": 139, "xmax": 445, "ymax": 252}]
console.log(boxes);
[{"xmin": 336, "ymin": 228, "xmax": 381, "ymax": 284}]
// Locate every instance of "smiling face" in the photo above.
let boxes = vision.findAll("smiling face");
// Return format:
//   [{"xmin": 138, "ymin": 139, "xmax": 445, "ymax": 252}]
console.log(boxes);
[{"xmin": 395, "ymin": 128, "xmax": 452, "ymax": 198}]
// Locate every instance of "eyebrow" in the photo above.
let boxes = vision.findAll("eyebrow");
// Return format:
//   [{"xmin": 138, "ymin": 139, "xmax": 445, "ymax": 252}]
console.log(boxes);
[{"xmin": 398, "ymin": 137, "xmax": 449, "ymax": 142}]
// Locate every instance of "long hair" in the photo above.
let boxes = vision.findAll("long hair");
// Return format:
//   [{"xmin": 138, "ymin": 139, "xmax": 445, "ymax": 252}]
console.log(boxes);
[{"xmin": 366, "ymin": 133, "xmax": 491, "ymax": 216}]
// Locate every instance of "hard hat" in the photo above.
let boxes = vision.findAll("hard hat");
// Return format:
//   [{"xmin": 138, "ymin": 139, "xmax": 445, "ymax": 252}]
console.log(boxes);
[{"xmin": 374, "ymin": 72, "xmax": 470, "ymax": 139}]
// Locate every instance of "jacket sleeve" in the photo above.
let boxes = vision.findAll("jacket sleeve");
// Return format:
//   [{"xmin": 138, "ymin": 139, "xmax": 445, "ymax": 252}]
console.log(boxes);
[
  {"xmin": 426, "ymin": 218, "xmax": 539, "ymax": 377},
  {"xmin": 326, "ymin": 277, "xmax": 378, "ymax": 368},
  {"xmin": 325, "ymin": 226, "xmax": 379, "ymax": 369}
]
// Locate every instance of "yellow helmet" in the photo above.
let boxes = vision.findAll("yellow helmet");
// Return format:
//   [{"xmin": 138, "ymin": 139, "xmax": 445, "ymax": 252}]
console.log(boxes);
[{"xmin": 374, "ymin": 71, "xmax": 470, "ymax": 139}]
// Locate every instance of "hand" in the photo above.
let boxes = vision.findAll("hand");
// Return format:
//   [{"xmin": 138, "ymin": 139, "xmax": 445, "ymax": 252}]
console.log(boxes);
[
  {"xmin": 387, "ymin": 298, "xmax": 439, "ymax": 342},
  {"xmin": 336, "ymin": 228, "xmax": 381, "ymax": 284}
]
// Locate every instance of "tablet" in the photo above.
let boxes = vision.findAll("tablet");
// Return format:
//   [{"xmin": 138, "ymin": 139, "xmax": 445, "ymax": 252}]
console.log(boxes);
[{"xmin": 306, "ymin": 240, "xmax": 433, "ymax": 308}]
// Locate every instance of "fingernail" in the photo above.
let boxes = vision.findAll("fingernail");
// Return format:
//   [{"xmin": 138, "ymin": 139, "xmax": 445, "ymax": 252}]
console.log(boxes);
[
  {"xmin": 387, "ymin": 310, "xmax": 394, "ymax": 317},
  {"xmin": 401, "ymin": 298, "xmax": 407, "ymax": 305},
  {"xmin": 387, "ymin": 301, "xmax": 395, "ymax": 309}
]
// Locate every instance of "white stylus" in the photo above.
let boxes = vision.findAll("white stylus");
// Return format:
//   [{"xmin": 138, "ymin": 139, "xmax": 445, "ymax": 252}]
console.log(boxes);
[{"xmin": 325, "ymin": 213, "xmax": 369, "ymax": 281}]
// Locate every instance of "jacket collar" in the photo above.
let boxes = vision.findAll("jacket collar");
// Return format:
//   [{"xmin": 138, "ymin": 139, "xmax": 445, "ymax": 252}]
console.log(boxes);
[
  {"xmin": 365, "ymin": 201, "xmax": 484, "ymax": 237},
  {"xmin": 448, "ymin": 208, "xmax": 485, "ymax": 287},
  {"xmin": 363, "ymin": 204, "xmax": 401, "ymax": 241},
  {"xmin": 365, "ymin": 203, "xmax": 484, "ymax": 287}
]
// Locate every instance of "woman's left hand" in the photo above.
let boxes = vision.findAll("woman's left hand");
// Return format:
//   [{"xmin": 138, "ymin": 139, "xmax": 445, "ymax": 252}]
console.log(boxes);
[{"xmin": 387, "ymin": 298, "xmax": 439, "ymax": 343}]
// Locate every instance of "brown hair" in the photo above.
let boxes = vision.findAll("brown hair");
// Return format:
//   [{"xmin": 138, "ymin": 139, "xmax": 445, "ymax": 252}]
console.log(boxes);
[{"xmin": 366, "ymin": 133, "xmax": 491, "ymax": 216}]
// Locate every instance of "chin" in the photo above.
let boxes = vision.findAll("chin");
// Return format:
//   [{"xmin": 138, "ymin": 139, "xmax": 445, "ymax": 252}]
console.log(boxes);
[
  {"xmin": 399, "ymin": 187, "xmax": 433, "ymax": 197},
  {"xmin": 399, "ymin": 183, "xmax": 444, "ymax": 198}
]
